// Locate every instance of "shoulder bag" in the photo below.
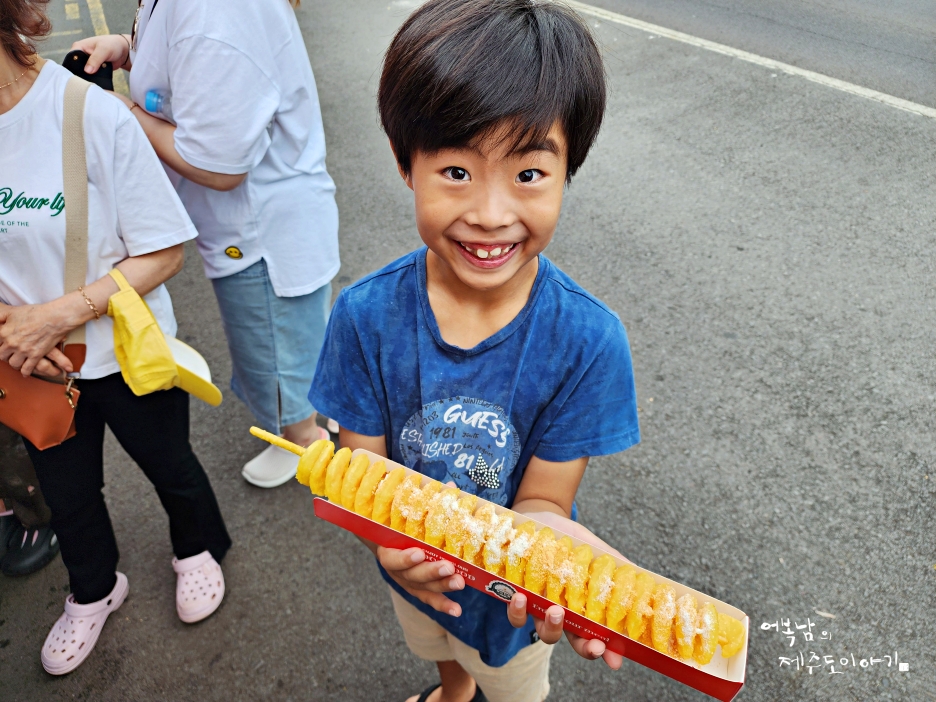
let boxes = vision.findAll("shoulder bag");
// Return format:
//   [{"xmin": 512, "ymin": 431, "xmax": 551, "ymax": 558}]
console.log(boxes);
[{"xmin": 0, "ymin": 77, "xmax": 92, "ymax": 450}]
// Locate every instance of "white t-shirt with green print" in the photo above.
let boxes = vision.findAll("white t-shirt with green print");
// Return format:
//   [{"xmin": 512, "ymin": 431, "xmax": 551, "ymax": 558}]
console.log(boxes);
[{"xmin": 0, "ymin": 61, "xmax": 197, "ymax": 379}]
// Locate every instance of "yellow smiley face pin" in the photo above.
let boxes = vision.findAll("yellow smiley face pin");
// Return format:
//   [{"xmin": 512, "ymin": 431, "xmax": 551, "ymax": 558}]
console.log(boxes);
[{"xmin": 225, "ymin": 246, "xmax": 244, "ymax": 260}]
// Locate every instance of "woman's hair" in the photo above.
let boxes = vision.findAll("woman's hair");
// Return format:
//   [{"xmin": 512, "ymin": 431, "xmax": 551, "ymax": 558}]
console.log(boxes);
[
  {"xmin": 0, "ymin": 0, "xmax": 50, "ymax": 67},
  {"xmin": 378, "ymin": 0, "xmax": 607, "ymax": 182}
]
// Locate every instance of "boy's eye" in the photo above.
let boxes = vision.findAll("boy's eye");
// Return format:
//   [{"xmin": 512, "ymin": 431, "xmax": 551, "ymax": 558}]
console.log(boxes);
[
  {"xmin": 444, "ymin": 167, "xmax": 470, "ymax": 181},
  {"xmin": 517, "ymin": 169, "xmax": 543, "ymax": 183}
]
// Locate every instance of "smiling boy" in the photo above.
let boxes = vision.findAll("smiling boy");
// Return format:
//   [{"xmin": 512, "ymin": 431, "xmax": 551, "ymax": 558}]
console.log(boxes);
[{"xmin": 310, "ymin": 1, "xmax": 640, "ymax": 701}]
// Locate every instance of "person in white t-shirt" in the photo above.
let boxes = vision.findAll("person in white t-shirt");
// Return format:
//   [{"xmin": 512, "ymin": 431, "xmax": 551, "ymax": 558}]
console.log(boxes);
[
  {"xmin": 75, "ymin": 0, "xmax": 341, "ymax": 489},
  {"xmin": 0, "ymin": 7, "xmax": 230, "ymax": 676}
]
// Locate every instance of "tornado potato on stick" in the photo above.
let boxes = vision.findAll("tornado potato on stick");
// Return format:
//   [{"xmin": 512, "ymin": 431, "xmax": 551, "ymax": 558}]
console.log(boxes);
[{"xmin": 248, "ymin": 429, "xmax": 749, "ymax": 664}]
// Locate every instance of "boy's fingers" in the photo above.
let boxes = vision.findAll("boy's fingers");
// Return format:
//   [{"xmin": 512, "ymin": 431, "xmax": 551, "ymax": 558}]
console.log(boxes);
[
  {"xmin": 602, "ymin": 649, "xmax": 624, "ymax": 670},
  {"xmin": 566, "ymin": 632, "xmax": 606, "ymax": 660},
  {"xmin": 414, "ymin": 591, "xmax": 462, "ymax": 617},
  {"xmin": 401, "ymin": 563, "xmax": 465, "ymax": 590},
  {"xmin": 378, "ymin": 547, "xmax": 463, "ymax": 588},
  {"xmin": 507, "ymin": 593, "xmax": 528, "ymax": 629},
  {"xmin": 377, "ymin": 546, "xmax": 425, "ymax": 571},
  {"xmin": 537, "ymin": 605, "xmax": 565, "ymax": 644}
]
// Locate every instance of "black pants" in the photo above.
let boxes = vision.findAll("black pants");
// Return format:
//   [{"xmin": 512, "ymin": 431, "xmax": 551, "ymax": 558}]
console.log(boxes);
[{"xmin": 25, "ymin": 374, "xmax": 231, "ymax": 604}]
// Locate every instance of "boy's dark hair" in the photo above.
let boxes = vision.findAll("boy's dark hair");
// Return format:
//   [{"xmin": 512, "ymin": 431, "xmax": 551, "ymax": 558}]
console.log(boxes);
[{"xmin": 379, "ymin": 0, "xmax": 606, "ymax": 182}]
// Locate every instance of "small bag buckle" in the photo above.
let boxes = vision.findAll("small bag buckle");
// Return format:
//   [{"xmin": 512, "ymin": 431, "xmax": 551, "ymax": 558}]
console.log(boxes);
[{"xmin": 64, "ymin": 377, "xmax": 76, "ymax": 410}]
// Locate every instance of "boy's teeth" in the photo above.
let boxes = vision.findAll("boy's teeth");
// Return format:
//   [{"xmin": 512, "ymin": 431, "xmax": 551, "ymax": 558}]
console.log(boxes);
[{"xmin": 461, "ymin": 243, "xmax": 514, "ymax": 258}]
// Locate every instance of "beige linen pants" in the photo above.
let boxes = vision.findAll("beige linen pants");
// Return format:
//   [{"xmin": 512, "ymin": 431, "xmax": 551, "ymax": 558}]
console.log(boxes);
[{"xmin": 389, "ymin": 588, "xmax": 553, "ymax": 702}]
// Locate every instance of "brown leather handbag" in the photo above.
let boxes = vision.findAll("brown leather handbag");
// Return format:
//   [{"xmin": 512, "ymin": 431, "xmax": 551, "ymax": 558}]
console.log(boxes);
[{"xmin": 0, "ymin": 77, "xmax": 91, "ymax": 450}]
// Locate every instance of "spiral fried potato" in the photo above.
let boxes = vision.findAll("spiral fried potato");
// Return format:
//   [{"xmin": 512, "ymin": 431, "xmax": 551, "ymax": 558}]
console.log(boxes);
[{"xmin": 263, "ymin": 435, "xmax": 748, "ymax": 664}]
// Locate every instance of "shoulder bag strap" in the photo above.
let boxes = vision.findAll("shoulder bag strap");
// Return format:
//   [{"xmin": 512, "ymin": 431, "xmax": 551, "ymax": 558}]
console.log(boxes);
[{"xmin": 62, "ymin": 77, "xmax": 91, "ymax": 368}]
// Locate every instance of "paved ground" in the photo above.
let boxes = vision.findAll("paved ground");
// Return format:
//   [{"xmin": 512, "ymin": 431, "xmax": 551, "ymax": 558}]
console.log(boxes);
[{"xmin": 2, "ymin": 1, "xmax": 935, "ymax": 701}]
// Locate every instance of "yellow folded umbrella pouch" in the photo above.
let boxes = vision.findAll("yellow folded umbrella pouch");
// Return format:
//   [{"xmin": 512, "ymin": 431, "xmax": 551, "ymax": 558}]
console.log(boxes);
[{"xmin": 106, "ymin": 268, "xmax": 222, "ymax": 406}]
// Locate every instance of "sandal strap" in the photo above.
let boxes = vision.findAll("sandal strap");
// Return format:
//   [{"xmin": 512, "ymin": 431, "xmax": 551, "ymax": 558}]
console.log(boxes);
[
  {"xmin": 412, "ymin": 683, "xmax": 485, "ymax": 702},
  {"xmin": 173, "ymin": 550, "xmax": 213, "ymax": 573},
  {"xmin": 415, "ymin": 684, "xmax": 441, "ymax": 702}
]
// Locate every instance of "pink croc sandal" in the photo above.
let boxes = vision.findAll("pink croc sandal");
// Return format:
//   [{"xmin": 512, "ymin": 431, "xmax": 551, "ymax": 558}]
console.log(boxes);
[
  {"xmin": 173, "ymin": 551, "xmax": 225, "ymax": 623},
  {"xmin": 41, "ymin": 572, "xmax": 129, "ymax": 675}
]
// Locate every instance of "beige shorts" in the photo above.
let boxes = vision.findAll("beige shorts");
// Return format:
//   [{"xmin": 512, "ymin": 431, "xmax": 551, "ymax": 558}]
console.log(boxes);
[{"xmin": 389, "ymin": 588, "xmax": 553, "ymax": 702}]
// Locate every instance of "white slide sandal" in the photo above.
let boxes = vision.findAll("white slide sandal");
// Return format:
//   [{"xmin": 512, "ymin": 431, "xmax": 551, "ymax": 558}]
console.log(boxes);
[
  {"xmin": 173, "ymin": 551, "xmax": 225, "ymax": 623},
  {"xmin": 41, "ymin": 572, "xmax": 129, "ymax": 675}
]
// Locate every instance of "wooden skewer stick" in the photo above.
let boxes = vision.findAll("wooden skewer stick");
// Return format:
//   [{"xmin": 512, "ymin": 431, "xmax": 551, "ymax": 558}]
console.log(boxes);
[{"xmin": 250, "ymin": 426, "xmax": 304, "ymax": 456}]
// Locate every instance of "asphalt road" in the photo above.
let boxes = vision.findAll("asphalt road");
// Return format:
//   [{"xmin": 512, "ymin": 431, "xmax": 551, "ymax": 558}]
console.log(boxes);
[
  {"xmin": 2, "ymin": 1, "xmax": 935, "ymax": 701},
  {"xmin": 587, "ymin": 0, "xmax": 936, "ymax": 108}
]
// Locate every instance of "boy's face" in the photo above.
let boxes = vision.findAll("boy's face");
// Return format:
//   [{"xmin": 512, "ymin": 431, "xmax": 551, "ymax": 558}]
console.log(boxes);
[{"xmin": 403, "ymin": 123, "xmax": 567, "ymax": 293}]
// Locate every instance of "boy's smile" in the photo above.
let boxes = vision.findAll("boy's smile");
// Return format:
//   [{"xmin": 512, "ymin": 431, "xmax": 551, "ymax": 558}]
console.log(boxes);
[
  {"xmin": 455, "ymin": 240, "xmax": 519, "ymax": 268},
  {"xmin": 404, "ymin": 123, "xmax": 568, "ymax": 297}
]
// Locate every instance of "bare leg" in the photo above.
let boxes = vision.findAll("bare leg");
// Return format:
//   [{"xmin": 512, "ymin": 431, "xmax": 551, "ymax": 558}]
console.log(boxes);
[
  {"xmin": 405, "ymin": 660, "xmax": 477, "ymax": 702},
  {"xmin": 281, "ymin": 412, "xmax": 323, "ymax": 447}
]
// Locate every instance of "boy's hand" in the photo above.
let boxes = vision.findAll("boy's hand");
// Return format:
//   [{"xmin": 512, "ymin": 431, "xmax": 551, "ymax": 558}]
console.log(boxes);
[
  {"xmin": 506, "ymin": 594, "xmax": 624, "ymax": 670},
  {"xmin": 377, "ymin": 546, "xmax": 465, "ymax": 617},
  {"xmin": 505, "ymin": 510, "xmax": 629, "ymax": 670}
]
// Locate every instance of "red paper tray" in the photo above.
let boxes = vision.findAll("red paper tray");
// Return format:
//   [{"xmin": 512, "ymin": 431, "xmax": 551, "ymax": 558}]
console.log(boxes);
[{"xmin": 313, "ymin": 453, "xmax": 747, "ymax": 701}]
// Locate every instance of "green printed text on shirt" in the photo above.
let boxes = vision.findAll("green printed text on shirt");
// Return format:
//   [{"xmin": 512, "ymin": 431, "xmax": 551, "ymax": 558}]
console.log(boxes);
[{"xmin": 0, "ymin": 188, "xmax": 65, "ymax": 217}]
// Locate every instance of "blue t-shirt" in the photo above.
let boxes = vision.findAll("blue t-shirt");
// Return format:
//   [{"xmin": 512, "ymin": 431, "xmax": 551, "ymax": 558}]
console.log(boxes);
[{"xmin": 310, "ymin": 248, "xmax": 640, "ymax": 667}]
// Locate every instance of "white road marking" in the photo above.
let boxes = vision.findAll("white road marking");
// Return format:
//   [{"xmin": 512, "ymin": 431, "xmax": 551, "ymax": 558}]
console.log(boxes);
[{"xmin": 566, "ymin": 0, "xmax": 936, "ymax": 120}]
